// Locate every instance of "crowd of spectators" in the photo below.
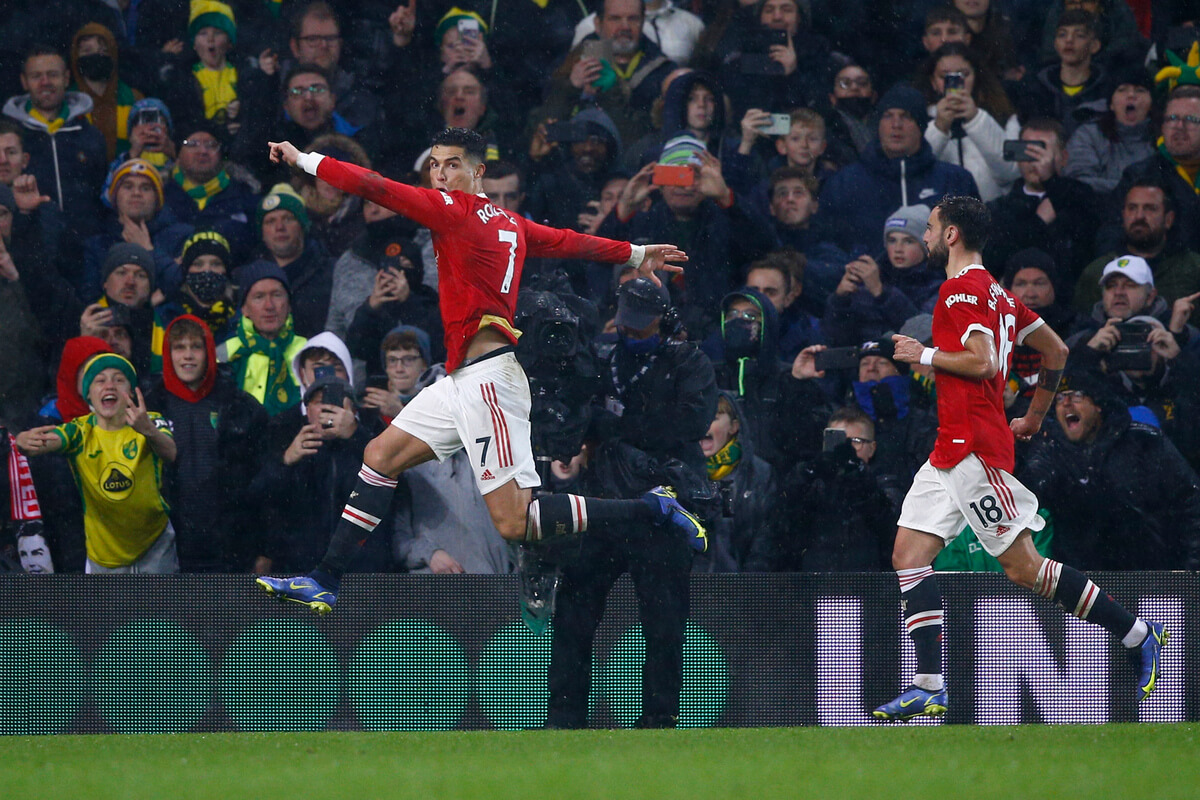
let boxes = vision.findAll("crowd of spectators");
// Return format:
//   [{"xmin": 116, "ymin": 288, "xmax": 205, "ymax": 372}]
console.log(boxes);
[{"xmin": 2, "ymin": 0, "xmax": 1199, "ymax": 576}]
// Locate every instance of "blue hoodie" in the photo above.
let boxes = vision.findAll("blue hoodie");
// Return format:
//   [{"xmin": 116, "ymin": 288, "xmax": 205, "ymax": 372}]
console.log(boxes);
[{"xmin": 817, "ymin": 140, "xmax": 979, "ymax": 256}]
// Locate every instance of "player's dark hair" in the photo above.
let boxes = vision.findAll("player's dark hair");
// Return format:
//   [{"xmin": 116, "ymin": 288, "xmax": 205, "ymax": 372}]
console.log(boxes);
[
  {"xmin": 431, "ymin": 127, "xmax": 488, "ymax": 166},
  {"xmin": 935, "ymin": 196, "xmax": 991, "ymax": 252}
]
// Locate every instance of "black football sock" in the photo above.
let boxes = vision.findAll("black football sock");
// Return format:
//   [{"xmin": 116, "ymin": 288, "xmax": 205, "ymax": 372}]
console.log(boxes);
[
  {"xmin": 897, "ymin": 566, "xmax": 943, "ymax": 690},
  {"xmin": 525, "ymin": 494, "xmax": 654, "ymax": 542},
  {"xmin": 1034, "ymin": 559, "xmax": 1143, "ymax": 644},
  {"xmin": 311, "ymin": 464, "xmax": 398, "ymax": 590}
]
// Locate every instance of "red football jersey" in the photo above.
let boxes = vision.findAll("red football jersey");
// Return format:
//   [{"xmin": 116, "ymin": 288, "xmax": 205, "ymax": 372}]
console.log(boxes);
[
  {"xmin": 929, "ymin": 265, "xmax": 1044, "ymax": 472},
  {"xmin": 313, "ymin": 157, "xmax": 633, "ymax": 371}
]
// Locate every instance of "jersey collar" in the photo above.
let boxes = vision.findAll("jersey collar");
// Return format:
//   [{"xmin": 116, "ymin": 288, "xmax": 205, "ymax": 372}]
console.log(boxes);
[{"xmin": 952, "ymin": 264, "xmax": 988, "ymax": 279}]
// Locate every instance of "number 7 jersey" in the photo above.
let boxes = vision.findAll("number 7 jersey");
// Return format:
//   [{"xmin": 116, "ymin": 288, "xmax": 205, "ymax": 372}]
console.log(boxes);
[
  {"xmin": 311, "ymin": 156, "xmax": 634, "ymax": 372},
  {"xmin": 930, "ymin": 264, "xmax": 1044, "ymax": 473}
]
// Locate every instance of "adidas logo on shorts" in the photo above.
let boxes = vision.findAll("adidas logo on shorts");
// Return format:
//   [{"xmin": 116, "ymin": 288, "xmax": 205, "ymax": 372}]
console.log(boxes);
[{"xmin": 481, "ymin": 469, "xmax": 496, "ymax": 480}]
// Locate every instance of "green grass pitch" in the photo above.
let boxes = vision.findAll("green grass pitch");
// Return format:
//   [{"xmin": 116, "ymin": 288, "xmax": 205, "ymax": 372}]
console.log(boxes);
[{"xmin": 5, "ymin": 725, "xmax": 1197, "ymax": 800}]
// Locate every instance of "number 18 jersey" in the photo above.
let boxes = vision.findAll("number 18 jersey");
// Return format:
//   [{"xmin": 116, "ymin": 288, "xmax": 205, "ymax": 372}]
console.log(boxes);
[{"xmin": 930, "ymin": 264, "xmax": 1044, "ymax": 473}]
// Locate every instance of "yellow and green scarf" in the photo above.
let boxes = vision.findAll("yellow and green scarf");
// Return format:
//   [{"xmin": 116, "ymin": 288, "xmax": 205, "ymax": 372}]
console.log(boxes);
[
  {"xmin": 227, "ymin": 314, "xmax": 299, "ymax": 416},
  {"xmin": 173, "ymin": 165, "xmax": 231, "ymax": 211},
  {"xmin": 706, "ymin": 438, "xmax": 742, "ymax": 481}
]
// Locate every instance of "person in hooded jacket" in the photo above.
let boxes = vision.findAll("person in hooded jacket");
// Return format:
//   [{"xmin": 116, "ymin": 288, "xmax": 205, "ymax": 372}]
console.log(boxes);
[
  {"xmin": 1020, "ymin": 364, "xmax": 1200, "ymax": 572},
  {"xmin": 693, "ymin": 392, "xmax": 776, "ymax": 572},
  {"xmin": 815, "ymin": 85, "xmax": 979, "ymax": 257},
  {"xmin": 67, "ymin": 23, "xmax": 143, "ymax": 162},
  {"xmin": 144, "ymin": 315, "xmax": 267, "ymax": 572},
  {"xmin": 254, "ymin": 330, "xmax": 393, "ymax": 574},
  {"xmin": 527, "ymin": 107, "xmax": 625, "ymax": 233},
  {"xmin": 704, "ymin": 287, "xmax": 829, "ymax": 474},
  {"xmin": 622, "ymin": 69, "xmax": 733, "ymax": 174},
  {"xmin": 776, "ymin": 405, "xmax": 905, "ymax": 571},
  {"xmin": 2, "ymin": 46, "xmax": 108, "ymax": 237}
]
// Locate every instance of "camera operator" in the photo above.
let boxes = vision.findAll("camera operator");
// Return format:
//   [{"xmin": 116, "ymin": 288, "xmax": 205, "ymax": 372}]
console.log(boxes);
[
  {"xmin": 1067, "ymin": 256, "xmax": 1200, "ymax": 468},
  {"xmin": 776, "ymin": 406, "xmax": 905, "ymax": 571},
  {"xmin": 546, "ymin": 277, "xmax": 717, "ymax": 730}
]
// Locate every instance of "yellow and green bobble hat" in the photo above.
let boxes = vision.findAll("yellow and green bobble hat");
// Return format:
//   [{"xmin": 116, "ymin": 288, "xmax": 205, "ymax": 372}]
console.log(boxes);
[
  {"xmin": 81, "ymin": 353, "xmax": 138, "ymax": 400},
  {"xmin": 435, "ymin": 7, "xmax": 489, "ymax": 44},
  {"xmin": 256, "ymin": 182, "xmax": 310, "ymax": 232},
  {"xmin": 188, "ymin": 0, "xmax": 237, "ymax": 44}
]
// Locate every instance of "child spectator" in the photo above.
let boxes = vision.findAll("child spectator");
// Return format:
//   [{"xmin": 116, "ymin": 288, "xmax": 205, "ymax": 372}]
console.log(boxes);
[
  {"xmin": 16, "ymin": 353, "xmax": 178, "ymax": 573},
  {"xmin": 1018, "ymin": 10, "xmax": 1111, "ymax": 140},
  {"xmin": 164, "ymin": 0, "xmax": 277, "ymax": 140},
  {"xmin": 145, "ymin": 315, "xmax": 267, "ymax": 572}
]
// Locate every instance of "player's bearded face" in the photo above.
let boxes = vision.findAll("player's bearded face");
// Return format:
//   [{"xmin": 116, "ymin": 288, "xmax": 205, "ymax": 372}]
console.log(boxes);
[{"xmin": 926, "ymin": 230, "xmax": 950, "ymax": 272}]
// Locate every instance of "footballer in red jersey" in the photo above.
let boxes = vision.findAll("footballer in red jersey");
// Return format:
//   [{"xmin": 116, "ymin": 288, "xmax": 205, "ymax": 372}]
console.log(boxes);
[
  {"xmin": 871, "ymin": 197, "xmax": 1166, "ymax": 721},
  {"xmin": 255, "ymin": 129, "xmax": 711, "ymax": 616}
]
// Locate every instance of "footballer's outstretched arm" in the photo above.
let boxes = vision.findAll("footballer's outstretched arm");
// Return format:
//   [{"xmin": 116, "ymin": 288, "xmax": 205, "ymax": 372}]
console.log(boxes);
[
  {"xmin": 523, "ymin": 217, "xmax": 687, "ymax": 287},
  {"xmin": 269, "ymin": 141, "xmax": 463, "ymax": 232}
]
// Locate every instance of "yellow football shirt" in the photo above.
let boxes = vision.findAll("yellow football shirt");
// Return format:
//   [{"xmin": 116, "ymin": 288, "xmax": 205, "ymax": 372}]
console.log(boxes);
[{"xmin": 53, "ymin": 414, "xmax": 173, "ymax": 568}]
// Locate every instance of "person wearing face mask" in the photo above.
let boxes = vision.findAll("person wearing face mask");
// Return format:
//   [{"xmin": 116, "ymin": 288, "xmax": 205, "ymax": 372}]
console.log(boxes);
[
  {"xmin": 68, "ymin": 23, "xmax": 143, "ymax": 162},
  {"xmin": 67, "ymin": 23, "xmax": 142, "ymax": 161},
  {"xmin": 708, "ymin": 287, "xmax": 828, "ymax": 473},
  {"xmin": 791, "ymin": 336, "xmax": 938, "ymax": 481},
  {"xmin": 144, "ymin": 315, "xmax": 268, "ymax": 571},
  {"xmin": 153, "ymin": 231, "xmax": 240, "ymax": 358},
  {"xmin": 546, "ymin": 276, "xmax": 717, "ymax": 729}
]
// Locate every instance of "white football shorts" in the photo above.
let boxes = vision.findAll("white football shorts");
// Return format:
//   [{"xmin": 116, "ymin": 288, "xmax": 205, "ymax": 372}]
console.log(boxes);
[
  {"xmin": 897, "ymin": 453, "xmax": 1044, "ymax": 556},
  {"xmin": 392, "ymin": 350, "xmax": 541, "ymax": 495}
]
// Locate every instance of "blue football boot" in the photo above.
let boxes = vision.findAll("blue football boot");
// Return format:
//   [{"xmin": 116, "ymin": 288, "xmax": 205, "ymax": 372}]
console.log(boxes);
[
  {"xmin": 255, "ymin": 575, "xmax": 338, "ymax": 616},
  {"xmin": 643, "ymin": 486, "xmax": 708, "ymax": 553},
  {"xmin": 872, "ymin": 686, "xmax": 949, "ymax": 721},
  {"xmin": 1138, "ymin": 621, "xmax": 1169, "ymax": 701}
]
